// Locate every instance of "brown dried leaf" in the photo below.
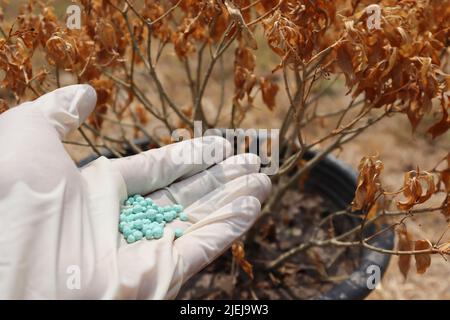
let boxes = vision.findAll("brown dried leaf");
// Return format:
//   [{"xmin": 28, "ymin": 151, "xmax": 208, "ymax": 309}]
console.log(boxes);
[
  {"xmin": 45, "ymin": 33, "xmax": 78, "ymax": 70},
  {"xmin": 235, "ymin": 46, "xmax": 255, "ymax": 71},
  {"xmin": 90, "ymin": 78, "xmax": 114, "ymax": 106},
  {"xmin": 135, "ymin": 104, "xmax": 148, "ymax": 125},
  {"xmin": 352, "ymin": 156, "xmax": 384, "ymax": 211},
  {"xmin": 380, "ymin": 47, "xmax": 398, "ymax": 80},
  {"xmin": 397, "ymin": 224, "xmax": 412, "ymax": 279},
  {"xmin": 414, "ymin": 239, "xmax": 432, "ymax": 274},
  {"xmin": 260, "ymin": 77, "xmax": 279, "ymax": 110},
  {"xmin": 428, "ymin": 98, "xmax": 450, "ymax": 139},
  {"xmin": 397, "ymin": 170, "xmax": 436, "ymax": 211},
  {"xmin": 96, "ymin": 19, "xmax": 117, "ymax": 52},
  {"xmin": 366, "ymin": 202, "xmax": 379, "ymax": 221},
  {"xmin": 231, "ymin": 241, "xmax": 254, "ymax": 280}
]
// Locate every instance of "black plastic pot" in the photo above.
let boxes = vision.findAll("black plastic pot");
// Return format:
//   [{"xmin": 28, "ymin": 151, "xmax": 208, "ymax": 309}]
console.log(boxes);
[
  {"xmin": 300, "ymin": 151, "xmax": 394, "ymax": 299},
  {"xmin": 77, "ymin": 137, "xmax": 395, "ymax": 300}
]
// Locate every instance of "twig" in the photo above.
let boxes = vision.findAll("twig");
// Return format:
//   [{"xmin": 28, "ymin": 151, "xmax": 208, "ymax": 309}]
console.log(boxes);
[
  {"xmin": 78, "ymin": 127, "xmax": 102, "ymax": 157},
  {"xmin": 62, "ymin": 140, "xmax": 104, "ymax": 148},
  {"xmin": 124, "ymin": 0, "xmax": 182, "ymax": 27},
  {"xmin": 183, "ymin": 59, "xmax": 197, "ymax": 106},
  {"xmin": 247, "ymin": 0, "xmax": 283, "ymax": 26},
  {"xmin": 213, "ymin": 55, "xmax": 227, "ymax": 126},
  {"xmin": 55, "ymin": 66, "xmax": 61, "ymax": 88},
  {"xmin": 194, "ymin": 22, "xmax": 238, "ymax": 125},
  {"xmin": 241, "ymin": 0, "xmax": 261, "ymax": 11},
  {"xmin": 266, "ymin": 205, "xmax": 447, "ymax": 269},
  {"xmin": 116, "ymin": 4, "xmax": 193, "ymax": 128},
  {"xmin": 82, "ymin": 123, "xmax": 125, "ymax": 144}
]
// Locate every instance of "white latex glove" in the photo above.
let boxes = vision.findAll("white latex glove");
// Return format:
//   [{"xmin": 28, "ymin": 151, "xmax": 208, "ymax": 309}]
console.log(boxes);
[{"xmin": 0, "ymin": 84, "xmax": 271, "ymax": 299}]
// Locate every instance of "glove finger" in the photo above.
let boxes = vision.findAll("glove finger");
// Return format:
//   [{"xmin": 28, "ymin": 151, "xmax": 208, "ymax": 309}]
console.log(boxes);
[
  {"xmin": 117, "ymin": 188, "xmax": 258, "ymax": 298},
  {"xmin": 33, "ymin": 84, "xmax": 97, "ymax": 139},
  {"xmin": 117, "ymin": 196, "xmax": 261, "ymax": 299},
  {"xmin": 171, "ymin": 196, "xmax": 262, "ymax": 294},
  {"xmin": 148, "ymin": 153, "xmax": 261, "ymax": 207},
  {"xmin": 111, "ymin": 136, "xmax": 232, "ymax": 196},
  {"xmin": 164, "ymin": 172, "xmax": 271, "ymax": 233},
  {"xmin": 117, "ymin": 227, "xmax": 180, "ymax": 299},
  {"xmin": 186, "ymin": 173, "xmax": 271, "ymax": 222}
]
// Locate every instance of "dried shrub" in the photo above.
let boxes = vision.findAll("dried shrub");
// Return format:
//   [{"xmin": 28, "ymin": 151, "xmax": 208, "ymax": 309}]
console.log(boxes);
[{"xmin": 0, "ymin": 0, "xmax": 449, "ymax": 281}]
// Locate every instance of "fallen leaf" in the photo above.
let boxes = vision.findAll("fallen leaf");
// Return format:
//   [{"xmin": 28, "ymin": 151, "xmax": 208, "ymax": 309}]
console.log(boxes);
[{"xmin": 231, "ymin": 241, "xmax": 254, "ymax": 280}]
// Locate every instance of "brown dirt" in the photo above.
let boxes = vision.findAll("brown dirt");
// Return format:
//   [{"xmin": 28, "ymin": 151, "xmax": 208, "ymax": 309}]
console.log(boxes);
[{"xmin": 177, "ymin": 190, "xmax": 361, "ymax": 300}]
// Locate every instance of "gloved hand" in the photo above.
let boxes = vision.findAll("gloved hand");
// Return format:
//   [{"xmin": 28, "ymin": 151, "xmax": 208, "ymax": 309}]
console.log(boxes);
[{"xmin": 0, "ymin": 84, "xmax": 271, "ymax": 299}]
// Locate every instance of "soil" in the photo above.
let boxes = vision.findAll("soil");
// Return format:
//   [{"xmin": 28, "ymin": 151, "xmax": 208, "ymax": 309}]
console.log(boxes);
[{"xmin": 177, "ymin": 190, "xmax": 360, "ymax": 300}]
